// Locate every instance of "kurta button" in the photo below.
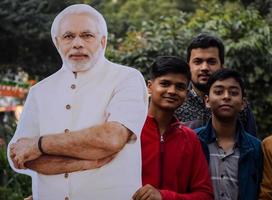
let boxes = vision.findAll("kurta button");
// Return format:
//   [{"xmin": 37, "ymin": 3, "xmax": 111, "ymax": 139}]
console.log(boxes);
[
  {"xmin": 65, "ymin": 197, "xmax": 69, "ymax": 200},
  {"xmin": 66, "ymin": 104, "xmax": 71, "ymax": 110},
  {"xmin": 71, "ymin": 84, "xmax": 76, "ymax": 89},
  {"xmin": 64, "ymin": 129, "xmax": 70, "ymax": 133},
  {"xmin": 64, "ymin": 173, "xmax": 68, "ymax": 178}
]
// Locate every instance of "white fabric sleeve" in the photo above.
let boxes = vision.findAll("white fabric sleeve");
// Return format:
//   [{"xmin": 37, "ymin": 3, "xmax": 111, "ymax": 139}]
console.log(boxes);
[
  {"xmin": 106, "ymin": 69, "xmax": 148, "ymax": 138},
  {"xmin": 7, "ymin": 87, "xmax": 40, "ymax": 176}
]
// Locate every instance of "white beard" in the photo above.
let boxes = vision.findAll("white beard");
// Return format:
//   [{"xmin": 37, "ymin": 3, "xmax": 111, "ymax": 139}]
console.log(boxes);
[{"xmin": 61, "ymin": 47, "xmax": 104, "ymax": 72}]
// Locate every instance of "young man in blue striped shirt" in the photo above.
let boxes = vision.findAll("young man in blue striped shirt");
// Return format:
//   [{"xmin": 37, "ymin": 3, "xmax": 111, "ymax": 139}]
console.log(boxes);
[{"xmin": 196, "ymin": 69, "xmax": 262, "ymax": 200}]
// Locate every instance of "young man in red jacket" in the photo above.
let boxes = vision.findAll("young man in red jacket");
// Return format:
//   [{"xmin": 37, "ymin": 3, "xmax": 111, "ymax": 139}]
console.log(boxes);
[{"xmin": 132, "ymin": 56, "xmax": 213, "ymax": 200}]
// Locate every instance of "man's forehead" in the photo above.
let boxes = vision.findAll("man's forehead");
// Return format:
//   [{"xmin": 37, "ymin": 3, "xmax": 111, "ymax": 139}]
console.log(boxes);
[
  {"xmin": 59, "ymin": 13, "xmax": 98, "ymax": 34},
  {"xmin": 157, "ymin": 73, "xmax": 188, "ymax": 83},
  {"xmin": 191, "ymin": 47, "xmax": 219, "ymax": 58},
  {"xmin": 212, "ymin": 78, "xmax": 241, "ymax": 89}
]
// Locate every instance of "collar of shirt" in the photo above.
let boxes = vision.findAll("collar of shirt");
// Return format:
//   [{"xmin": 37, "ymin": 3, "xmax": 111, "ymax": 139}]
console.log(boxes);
[
  {"xmin": 60, "ymin": 57, "xmax": 107, "ymax": 87},
  {"xmin": 211, "ymin": 127, "xmax": 240, "ymax": 149},
  {"xmin": 146, "ymin": 115, "xmax": 181, "ymax": 136},
  {"xmin": 203, "ymin": 119, "xmax": 240, "ymax": 147}
]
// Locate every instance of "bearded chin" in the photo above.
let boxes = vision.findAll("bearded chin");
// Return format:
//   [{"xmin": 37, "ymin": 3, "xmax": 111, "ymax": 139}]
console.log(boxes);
[
  {"xmin": 62, "ymin": 48, "xmax": 104, "ymax": 72},
  {"xmin": 192, "ymin": 81, "xmax": 208, "ymax": 93}
]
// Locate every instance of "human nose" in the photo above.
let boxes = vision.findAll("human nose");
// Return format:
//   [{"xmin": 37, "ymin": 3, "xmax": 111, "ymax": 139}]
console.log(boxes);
[
  {"xmin": 222, "ymin": 91, "xmax": 231, "ymax": 100},
  {"xmin": 167, "ymin": 85, "xmax": 176, "ymax": 94},
  {"xmin": 200, "ymin": 61, "xmax": 209, "ymax": 71},
  {"xmin": 72, "ymin": 36, "xmax": 84, "ymax": 49}
]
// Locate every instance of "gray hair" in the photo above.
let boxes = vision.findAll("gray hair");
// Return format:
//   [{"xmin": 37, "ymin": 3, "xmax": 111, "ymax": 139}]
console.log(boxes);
[{"xmin": 51, "ymin": 4, "xmax": 108, "ymax": 47}]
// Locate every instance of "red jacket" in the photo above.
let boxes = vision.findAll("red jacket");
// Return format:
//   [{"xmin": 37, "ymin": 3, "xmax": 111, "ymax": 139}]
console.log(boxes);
[{"xmin": 141, "ymin": 116, "xmax": 214, "ymax": 200}]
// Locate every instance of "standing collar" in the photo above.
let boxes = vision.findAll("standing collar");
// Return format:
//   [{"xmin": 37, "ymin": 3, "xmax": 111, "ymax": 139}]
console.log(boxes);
[
  {"xmin": 60, "ymin": 57, "xmax": 107, "ymax": 86},
  {"xmin": 198, "ymin": 119, "xmax": 253, "ymax": 151},
  {"xmin": 147, "ymin": 115, "xmax": 181, "ymax": 128}
]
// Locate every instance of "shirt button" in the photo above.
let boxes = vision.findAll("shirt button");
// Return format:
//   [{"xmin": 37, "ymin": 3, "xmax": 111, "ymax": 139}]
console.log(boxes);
[
  {"xmin": 65, "ymin": 197, "xmax": 69, "ymax": 200},
  {"xmin": 66, "ymin": 104, "xmax": 71, "ymax": 110},
  {"xmin": 71, "ymin": 84, "xmax": 76, "ymax": 89},
  {"xmin": 64, "ymin": 173, "xmax": 68, "ymax": 178},
  {"xmin": 64, "ymin": 129, "xmax": 70, "ymax": 133}
]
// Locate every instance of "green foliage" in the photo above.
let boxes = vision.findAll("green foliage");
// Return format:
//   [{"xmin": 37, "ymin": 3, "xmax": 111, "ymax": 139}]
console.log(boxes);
[
  {"xmin": 100, "ymin": 0, "xmax": 181, "ymax": 38},
  {"xmin": 187, "ymin": 0, "xmax": 272, "ymax": 138},
  {"xmin": 0, "ymin": 146, "xmax": 31, "ymax": 200},
  {"xmin": 0, "ymin": 115, "xmax": 31, "ymax": 199},
  {"xmin": 0, "ymin": 0, "xmax": 60, "ymax": 79},
  {"xmin": 107, "ymin": 12, "xmax": 193, "ymax": 78},
  {"xmin": 107, "ymin": 0, "xmax": 272, "ymax": 137}
]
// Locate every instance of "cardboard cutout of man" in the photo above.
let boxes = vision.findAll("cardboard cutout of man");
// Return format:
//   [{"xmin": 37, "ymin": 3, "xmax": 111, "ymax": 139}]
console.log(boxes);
[{"xmin": 8, "ymin": 4, "xmax": 148, "ymax": 200}]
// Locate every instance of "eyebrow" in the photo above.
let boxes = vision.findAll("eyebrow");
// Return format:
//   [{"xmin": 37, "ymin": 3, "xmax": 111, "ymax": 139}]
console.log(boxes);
[
  {"xmin": 160, "ymin": 79, "xmax": 187, "ymax": 85},
  {"xmin": 62, "ymin": 30, "xmax": 96, "ymax": 35},
  {"xmin": 213, "ymin": 85, "xmax": 240, "ymax": 90},
  {"xmin": 193, "ymin": 57, "xmax": 217, "ymax": 60}
]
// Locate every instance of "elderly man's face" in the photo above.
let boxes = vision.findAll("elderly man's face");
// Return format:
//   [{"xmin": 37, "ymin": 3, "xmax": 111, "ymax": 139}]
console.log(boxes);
[{"xmin": 56, "ymin": 13, "xmax": 105, "ymax": 71}]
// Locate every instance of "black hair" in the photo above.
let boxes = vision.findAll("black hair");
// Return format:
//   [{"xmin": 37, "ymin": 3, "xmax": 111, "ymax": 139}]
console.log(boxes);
[
  {"xmin": 206, "ymin": 68, "xmax": 246, "ymax": 97},
  {"xmin": 187, "ymin": 33, "xmax": 225, "ymax": 65},
  {"xmin": 150, "ymin": 56, "xmax": 191, "ymax": 83}
]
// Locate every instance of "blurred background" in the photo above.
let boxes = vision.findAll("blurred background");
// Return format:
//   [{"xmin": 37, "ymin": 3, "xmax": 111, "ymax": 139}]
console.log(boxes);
[{"xmin": 0, "ymin": 0, "xmax": 271, "ymax": 199}]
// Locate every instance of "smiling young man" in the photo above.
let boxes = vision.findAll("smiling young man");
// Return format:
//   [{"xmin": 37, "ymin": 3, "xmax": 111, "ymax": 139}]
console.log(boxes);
[
  {"xmin": 132, "ymin": 56, "xmax": 213, "ymax": 200},
  {"xmin": 175, "ymin": 33, "xmax": 257, "ymax": 135},
  {"xmin": 8, "ymin": 4, "xmax": 148, "ymax": 200},
  {"xmin": 196, "ymin": 69, "xmax": 262, "ymax": 200}
]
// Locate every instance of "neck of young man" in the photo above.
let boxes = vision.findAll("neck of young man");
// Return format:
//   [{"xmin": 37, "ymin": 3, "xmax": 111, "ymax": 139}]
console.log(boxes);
[
  {"xmin": 192, "ymin": 84, "xmax": 205, "ymax": 97},
  {"xmin": 148, "ymin": 105, "xmax": 174, "ymax": 135},
  {"xmin": 211, "ymin": 114, "xmax": 238, "ymax": 152},
  {"xmin": 212, "ymin": 114, "xmax": 238, "ymax": 138}
]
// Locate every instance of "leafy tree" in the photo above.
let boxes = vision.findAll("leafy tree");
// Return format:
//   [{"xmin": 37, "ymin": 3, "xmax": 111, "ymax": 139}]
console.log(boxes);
[
  {"xmin": 188, "ymin": 0, "xmax": 272, "ymax": 138},
  {"xmin": 0, "ymin": 0, "xmax": 100, "ymax": 79},
  {"xmin": 0, "ymin": 113, "xmax": 31, "ymax": 199},
  {"xmin": 99, "ymin": 0, "xmax": 181, "ymax": 38},
  {"xmin": 108, "ymin": 0, "xmax": 272, "ymax": 137}
]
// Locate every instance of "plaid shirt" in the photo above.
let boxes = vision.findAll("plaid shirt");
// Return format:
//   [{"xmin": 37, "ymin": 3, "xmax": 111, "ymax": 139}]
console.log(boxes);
[{"xmin": 175, "ymin": 89, "xmax": 257, "ymax": 136}]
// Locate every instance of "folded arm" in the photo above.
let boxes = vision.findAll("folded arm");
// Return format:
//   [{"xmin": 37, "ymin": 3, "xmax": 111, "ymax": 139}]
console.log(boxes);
[
  {"xmin": 25, "ymin": 154, "xmax": 115, "ymax": 175},
  {"xmin": 41, "ymin": 121, "xmax": 131, "ymax": 159},
  {"xmin": 10, "ymin": 121, "xmax": 131, "ymax": 169}
]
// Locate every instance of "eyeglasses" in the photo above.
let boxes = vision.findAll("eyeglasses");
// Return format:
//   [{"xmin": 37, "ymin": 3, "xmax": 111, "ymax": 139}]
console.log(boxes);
[{"xmin": 57, "ymin": 32, "xmax": 98, "ymax": 44}]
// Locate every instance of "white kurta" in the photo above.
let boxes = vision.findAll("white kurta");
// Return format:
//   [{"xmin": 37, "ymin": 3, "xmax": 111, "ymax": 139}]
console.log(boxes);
[{"xmin": 8, "ymin": 58, "xmax": 148, "ymax": 200}]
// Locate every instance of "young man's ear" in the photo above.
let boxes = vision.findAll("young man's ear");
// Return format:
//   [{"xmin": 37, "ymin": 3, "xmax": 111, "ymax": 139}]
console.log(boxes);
[
  {"xmin": 147, "ymin": 80, "xmax": 153, "ymax": 94},
  {"xmin": 184, "ymin": 89, "xmax": 189, "ymax": 101},
  {"xmin": 204, "ymin": 95, "xmax": 211, "ymax": 109},
  {"xmin": 241, "ymin": 97, "xmax": 246, "ymax": 111}
]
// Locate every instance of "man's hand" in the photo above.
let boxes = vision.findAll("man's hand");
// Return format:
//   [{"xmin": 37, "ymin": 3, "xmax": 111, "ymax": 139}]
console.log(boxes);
[
  {"xmin": 10, "ymin": 137, "xmax": 41, "ymax": 169},
  {"xmin": 24, "ymin": 195, "xmax": 33, "ymax": 200},
  {"xmin": 132, "ymin": 184, "xmax": 162, "ymax": 200}
]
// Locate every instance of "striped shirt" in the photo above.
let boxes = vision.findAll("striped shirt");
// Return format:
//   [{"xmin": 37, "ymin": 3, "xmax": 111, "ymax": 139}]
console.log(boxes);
[{"xmin": 208, "ymin": 139, "xmax": 240, "ymax": 200}]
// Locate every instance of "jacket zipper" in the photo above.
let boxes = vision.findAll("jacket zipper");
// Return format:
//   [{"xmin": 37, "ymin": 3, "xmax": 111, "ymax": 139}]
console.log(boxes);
[{"xmin": 159, "ymin": 134, "xmax": 164, "ymax": 188}]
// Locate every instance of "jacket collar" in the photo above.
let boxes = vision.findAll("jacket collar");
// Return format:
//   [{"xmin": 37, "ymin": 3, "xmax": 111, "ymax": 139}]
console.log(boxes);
[
  {"xmin": 147, "ymin": 115, "xmax": 180, "ymax": 127},
  {"xmin": 198, "ymin": 119, "xmax": 254, "ymax": 155},
  {"xmin": 146, "ymin": 115, "xmax": 181, "ymax": 138}
]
